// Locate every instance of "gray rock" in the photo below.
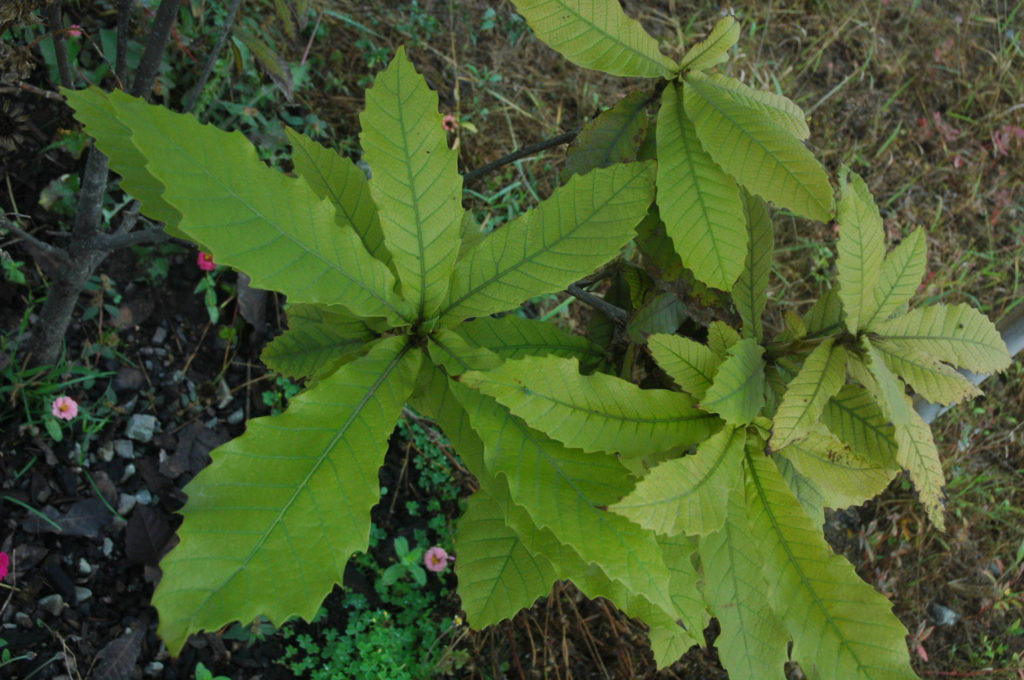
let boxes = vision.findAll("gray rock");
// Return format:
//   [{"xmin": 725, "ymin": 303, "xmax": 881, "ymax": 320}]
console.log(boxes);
[
  {"xmin": 117, "ymin": 493, "xmax": 138, "ymax": 516},
  {"xmin": 120, "ymin": 463, "xmax": 136, "ymax": 484},
  {"xmin": 39, "ymin": 593, "xmax": 64, "ymax": 616},
  {"xmin": 144, "ymin": 662, "xmax": 165, "ymax": 677},
  {"xmin": 97, "ymin": 441, "xmax": 115, "ymax": 463},
  {"xmin": 928, "ymin": 601, "xmax": 961, "ymax": 626},
  {"xmin": 113, "ymin": 439, "xmax": 134, "ymax": 459},
  {"xmin": 74, "ymin": 587, "xmax": 92, "ymax": 604},
  {"xmin": 78, "ymin": 558, "xmax": 92, "ymax": 575},
  {"xmin": 125, "ymin": 414, "xmax": 157, "ymax": 442},
  {"xmin": 151, "ymin": 326, "xmax": 167, "ymax": 345},
  {"xmin": 102, "ymin": 537, "xmax": 114, "ymax": 557},
  {"xmin": 15, "ymin": 611, "xmax": 32, "ymax": 628},
  {"xmin": 135, "ymin": 489, "xmax": 153, "ymax": 506},
  {"xmin": 227, "ymin": 408, "xmax": 245, "ymax": 425}
]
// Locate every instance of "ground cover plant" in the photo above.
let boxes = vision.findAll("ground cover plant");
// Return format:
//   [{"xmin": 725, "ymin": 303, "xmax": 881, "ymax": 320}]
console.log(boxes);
[{"xmin": 1, "ymin": 1, "xmax": 1023, "ymax": 678}]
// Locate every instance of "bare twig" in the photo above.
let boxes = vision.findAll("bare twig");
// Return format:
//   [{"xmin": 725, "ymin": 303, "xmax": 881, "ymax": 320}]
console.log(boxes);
[
  {"xmin": 462, "ymin": 127, "xmax": 581, "ymax": 184},
  {"xmin": 115, "ymin": 0, "xmax": 132, "ymax": 85},
  {"xmin": 567, "ymin": 283, "xmax": 629, "ymax": 326},
  {"xmin": 131, "ymin": 0, "xmax": 184, "ymax": 99},
  {"xmin": 184, "ymin": 0, "xmax": 245, "ymax": 114},
  {"xmin": 83, "ymin": 226, "xmax": 170, "ymax": 250},
  {"xmin": 0, "ymin": 216, "xmax": 71, "ymax": 268},
  {"xmin": 0, "ymin": 82, "xmax": 66, "ymax": 101},
  {"xmin": 45, "ymin": 3, "xmax": 74, "ymax": 88}
]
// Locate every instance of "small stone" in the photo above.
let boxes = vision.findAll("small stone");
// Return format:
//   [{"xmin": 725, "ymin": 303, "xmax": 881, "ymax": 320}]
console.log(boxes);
[
  {"xmin": 120, "ymin": 463, "xmax": 136, "ymax": 484},
  {"xmin": 39, "ymin": 593, "xmax": 64, "ymax": 616},
  {"xmin": 928, "ymin": 601, "xmax": 961, "ymax": 626},
  {"xmin": 117, "ymin": 494, "xmax": 138, "ymax": 516},
  {"xmin": 125, "ymin": 414, "xmax": 158, "ymax": 443},
  {"xmin": 135, "ymin": 488, "xmax": 153, "ymax": 505},
  {"xmin": 144, "ymin": 661, "xmax": 165, "ymax": 677},
  {"xmin": 97, "ymin": 441, "xmax": 115, "ymax": 463},
  {"xmin": 74, "ymin": 587, "xmax": 92, "ymax": 604},
  {"xmin": 78, "ymin": 558, "xmax": 92, "ymax": 575},
  {"xmin": 113, "ymin": 439, "xmax": 135, "ymax": 459},
  {"xmin": 227, "ymin": 408, "xmax": 245, "ymax": 425},
  {"xmin": 151, "ymin": 326, "xmax": 167, "ymax": 345},
  {"xmin": 217, "ymin": 379, "xmax": 232, "ymax": 409},
  {"xmin": 103, "ymin": 537, "xmax": 114, "ymax": 557},
  {"xmin": 15, "ymin": 611, "xmax": 33, "ymax": 628}
]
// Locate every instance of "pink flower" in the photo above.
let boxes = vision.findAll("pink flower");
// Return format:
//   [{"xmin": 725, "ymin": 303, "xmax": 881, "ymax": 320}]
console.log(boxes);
[
  {"xmin": 442, "ymin": 114, "xmax": 458, "ymax": 132},
  {"xmin": 424, "ymin": 546, "xmax": 452, "ymax": 573},
  {"xmin": 0, "ymin": 551, "xmax": 8, "ymax": 581},
  {"xmin": 68, "ymin": 24, "xmax": 83, "ymax": 38},
  {"xmin": 197, "ymin": 251, "xmax": 216, "ymax": 271},
  {"xmin": 51, "ymin": 395, "xmax": 78, "ymax": 421}
]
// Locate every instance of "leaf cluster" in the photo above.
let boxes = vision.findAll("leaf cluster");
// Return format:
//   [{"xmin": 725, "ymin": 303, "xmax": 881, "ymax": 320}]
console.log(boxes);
[{"xmin": 65, "ymin": 4, "xmax": 1012, "ymax": 678}]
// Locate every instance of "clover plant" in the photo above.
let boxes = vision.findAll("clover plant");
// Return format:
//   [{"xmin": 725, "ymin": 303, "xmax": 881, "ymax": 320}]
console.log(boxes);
[{"xmin": 64, "ymin": 3, "xmax": 1013, "ymax": 679}]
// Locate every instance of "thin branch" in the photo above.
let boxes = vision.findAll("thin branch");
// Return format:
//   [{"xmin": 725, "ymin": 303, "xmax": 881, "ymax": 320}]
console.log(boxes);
[
  {"xmin": 462, "ymin": 127, "xmax": 581, "ymax": 184},
  {"xmin": 115, "ymin": 0, "xmax": 132, "ymax": 86},
  {"xmin": 184, "ymin": 0, "xmax": 244, "ymax": 114},
  {"xmin": 84, "ymin": 226, "xmax": 170, "ymax": 250},
  {"xmin": 567, "ymin": 283, "xmax": 629, "ymax": 326},
  {"xmin": 0, "ymin": 217, "xmax": 71, "ymax": 267},
  {"xmin": 45, "ymin": 3, "xmax": 74, "ymax": 88},
  {"xmin": 131, "ymin": 0, "xmax": 184, "ymax": 99},
  {"xmin": 0, "ymin": 83, "xmax": 66, "ymax": 101}
]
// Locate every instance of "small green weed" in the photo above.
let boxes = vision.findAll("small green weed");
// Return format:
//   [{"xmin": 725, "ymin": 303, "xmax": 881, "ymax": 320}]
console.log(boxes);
[
  {"xmin": 261, "ymin": 374, "xmax": 301, "ymax": 415},
  {"xmin": 193, "ymin": 661, "xmax": 231, "ymax": 680}
]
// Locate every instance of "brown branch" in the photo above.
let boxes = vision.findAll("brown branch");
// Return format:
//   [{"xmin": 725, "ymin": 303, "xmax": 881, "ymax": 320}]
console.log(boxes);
[
  {"xmin": 45, "ymin": 3, "xmax": 75, "ymax": 88},
  {"xmin": 567, "ymin": 283, "xmax": 629, "ymax": 326},
  {"xmin": 462, "ymin": 127, "xmax": 581, "ymax": 184},
  {"xmin": 0, "ymin": 216, "xmax": 71, "ymax": 268},
  {"xmin": 131, "ymin": 0, "xmax": 184, "ymax": 99}
]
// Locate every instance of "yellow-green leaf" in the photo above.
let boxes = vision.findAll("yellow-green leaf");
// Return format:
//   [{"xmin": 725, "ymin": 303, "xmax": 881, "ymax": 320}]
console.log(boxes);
[
  {"xmin": 701, "ymin": 338, "xmax": 765, "ymax": 426},
  {"xmin": 462, "ymin": 355, "xmax": 719, "ymax": 457},
  {"xmin": 679, "ymin": 15, "xmax": 741, "ymax": 72},
  {"xmin": 657, "ymin": 81, "xmax": 746, "ymax": 291},
  {"xmin": 734, "ymin": 191, "xmax": 774, "ymax": 342},
  {"xmin": 745, "ymin": 452, "xmax": 917, "ymax": 679},
  {"xmin": 686, "ymin": 72, "xmax": 810, "ymax": 140},
  {"xmin": 564, "ymin": 90, "xmax": 650, "ymax": 179},
  {"xmin": 836, "ymin": 168, "xmax": 885, "ymax": 333},
  {"xmin": 610, "ymin": 426, "xmax": 745, "ymax": 536},
  {"xmin": 771, "ymin": 337, "xmax": 847, "ymax": 449},
  {"xmin": 874, "ymin": 339, "xmax": 981, "ymax": 406},
  {"xmin": 440, "ymin": 162, "xmax": 655, "ymax": 322},
  {"xmin": 874, "ymin": 303, "xmax": 1012, "ymax": 374},
  {"xmin": 822, "ymin": 384, "xmax": 898, "ymax": 468},
  {"xmin": 361, "ymin": 46, "xmax": 464, "ymax": 319},
  {"xmin": 153, "ymin": 337, "xmax": 420, "ymax": 654},
  {"xmin": 260, "ymin": 304, "xmax": 375, "ymax": 380},
  {"xmin": 509, "ymin": 0, "xmax": 677, "ymax": 78},
  {"xmin": 683, "ymin": 72, "xmax": 831, "ymax": 221},
  {"xmin": 894, "ymin": 395, "xmax": 947, "ymax": 530},
  {"xmin": 864, "ymin": 227, "xmax": 926, "ymax": 329},
  {"xmin": 647, "ymin": 332, "xmax": 723, "ymax": 400}
]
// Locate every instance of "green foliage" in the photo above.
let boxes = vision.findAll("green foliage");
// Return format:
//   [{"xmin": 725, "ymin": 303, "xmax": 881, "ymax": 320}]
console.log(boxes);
[{"xmin": 67, "ymin": 7, "xmax": 1014, "ymax": 679}]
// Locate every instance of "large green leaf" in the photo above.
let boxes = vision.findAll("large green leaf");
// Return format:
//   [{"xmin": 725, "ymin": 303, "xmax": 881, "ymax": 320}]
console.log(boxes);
[
  {"xmin": 700, "ymin": 338, "xmax": 765, "ymax": 426},
  {"xmin": 626, "ymin": 292, "xmax": 689, "ymax": 342},
  {"xmin": 687, "ymin": 73, "xmax": 810, "ymax": 141},
  {"xmin": 734, "ymin": 191, "xmax": 774, "ymax": 342},
  {"xmin": 563, "ymin": 90, "xmax": 650, "ymax": 179},
  {"xmin": 455, "ymin": 315, "xmax": 606, "ymax": 366},
  {"xmin": 260, "ymin": 304, "xmax": 376, "ymax": 380},
  {"xmin": 610, "ymin": 426, "xmax": 745, "ymax": 536},
  {"xmin": 657, "ymin": 81, "xmax": 746, "ymax": 291},
  {"xmin": 874, "ymin": 339, "xmax": 980, "ymax": 406},
  {"xmin": 679, "ymin": 15, "xmax": 741, "ymax": 72},
  {"xmin": 67, "ymin": 88, "xmax": 409, "ymax": 324},
  {"xmin": 836, "ymin": 169, "xmax": 885, "ymax": 333},
  {"xmin": 744, "ymin": 452, "xmax": 916, "ymax": 679},
  {"xmin": 699, "ymin": 487, "xmax": 789, "ymax": 679},
  {"xmin": 683, "ymin": 72, "xmax": 832, "ymax": 221},
  {"xmin": 805, "ymin": 288, "xmax": 845, "ymax": 339},
  {"xmin": 771, "ymin": 337, "xmax": 847, "ymax": 449},
  {"xmin": 894, "ymin": 395, "xmax": 948, "ymax": 530},
  {"xmin": 822, "ymin": 384, "xmax": 898, "ymax": 468},
  {"xmin": 509, "ymin": 0, "xmax": 677, "ymax": 78},
  {"xmin": 63, "ymin": 87, "xmax": 186, "ymax": 240},
  {"xmin": 440, "ymin": 162, "xmax": 655, "ymax": 322},
  {"xmin": 874, "ymin": 303, "xmax": 1012, "ymax": 374},
  {"xmin": 285, "ymin": 128, "xmax": 392, "ymax": 270},
  {"xmin": 455, "ymin": 480, "xmax": 558, "ymax": 627},
  {"xmin": 647, "ymin": 333, "xmax": 722, "ymax": 400},
  {"xmin": 452, "ymin": 383, "xmax": 679, "ymax": 616},
  {"xmin": 152, "ymin": 336, "xmax": 421, "ymax": 654},
  {"xmin": 462, "ymin": 354, "xmax": 719, "ymax": 458},
  {"xmin": 360, "ymin": 46, "xmax": 464, "ymax": 319},
  {"xmin": 864, "ymin": 227, "xmax": 926, "ymax": 329},
  {"xmin": 779, "ymin": 427, "xmax": 897, "ymax": 509}
]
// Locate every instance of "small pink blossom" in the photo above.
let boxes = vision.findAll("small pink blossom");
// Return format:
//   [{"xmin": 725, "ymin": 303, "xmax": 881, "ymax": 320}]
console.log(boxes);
[
  {"xmin": 424, "ymin": 546, "xmax": 452, "ymax": 573},
  {"xmin": 442, "ymin": 114, "xmax": 458, "ymax": 132},
  {"xmin": 68, "ymin": 24, "xmax": 83, "ymax": 38},
  {"xmin": 197, "ymin": 251, "xmax": 216, "ymax": 271},
  {"xmin": 51, "ymin": 395, "xmax": 78, "ymax": 421},
  {"xmin": 0, "ymin": 551, "xmax": 9, "ymax": 582}
]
